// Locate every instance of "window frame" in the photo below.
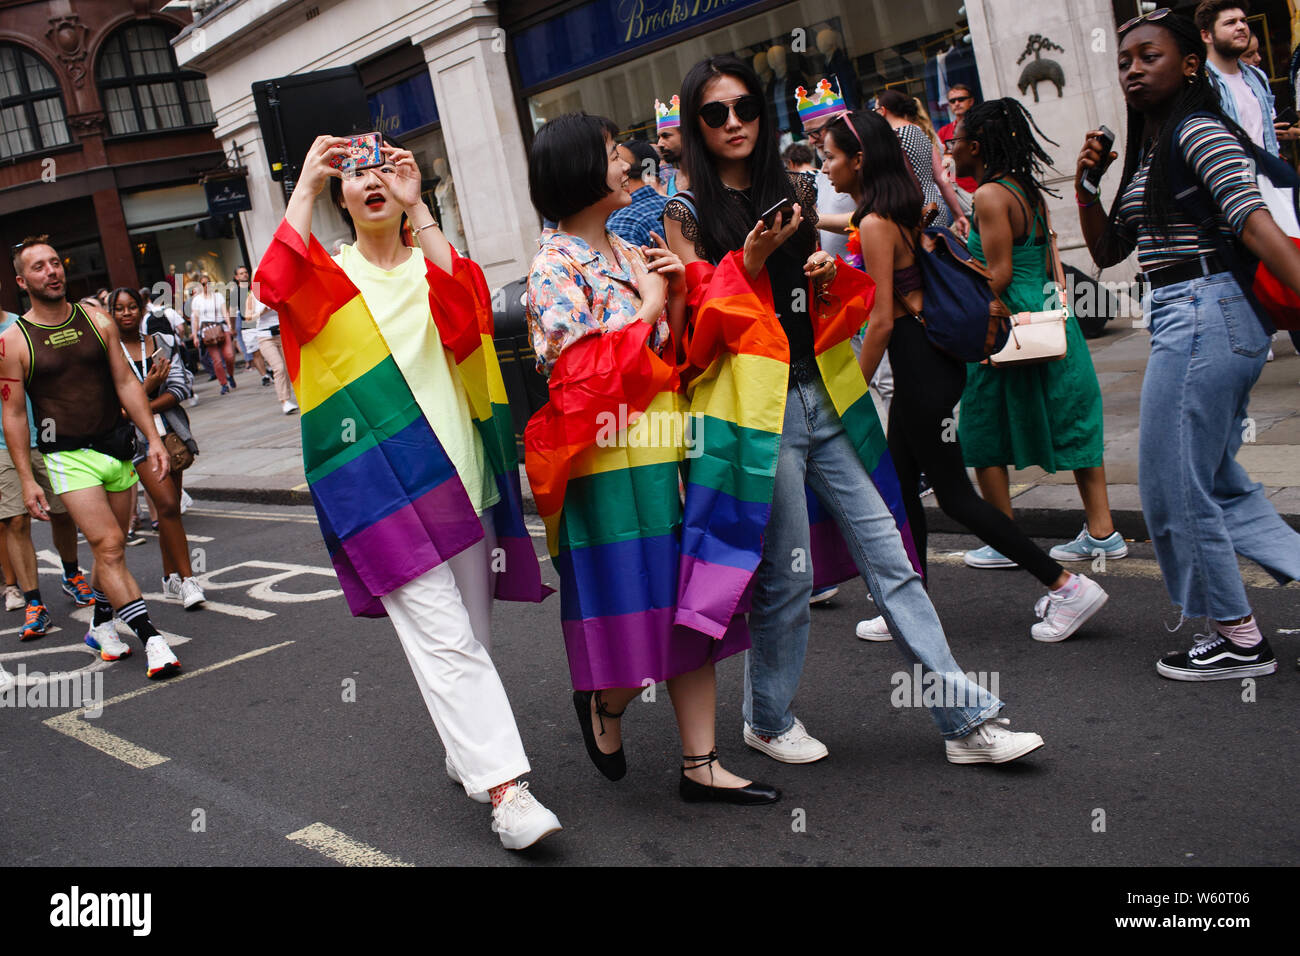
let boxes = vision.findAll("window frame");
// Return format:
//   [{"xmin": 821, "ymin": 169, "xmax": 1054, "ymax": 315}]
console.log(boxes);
[
  {"xmin": 96, "ymin": 21, "xmax": 214, "ymax": 138},
  {"xmin": 0, "ymin": 44, "xmax": 72, "ymax": 161}
]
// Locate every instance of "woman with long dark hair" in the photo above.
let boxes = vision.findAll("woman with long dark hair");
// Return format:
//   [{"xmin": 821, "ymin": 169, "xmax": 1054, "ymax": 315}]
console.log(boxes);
[
  {"xmin": 947, "ymin": 99, "xmax": 1123, "ymax": 568},
  {"xmin": 875, "ymin": 89, "xmax": 968, "ymax": 235},
  {"xmin": 829, "ymin": 107, "xmax": 1109, "ymax": 644},
  {"xmin": 108, "ymin": 287, "xmax": 205, "ymax": 609},
  {"xmin": 1076, "ymin": 10, "xmax": 1300, "ymax": 680},
  {"xmin": 665, "ymin": 56, "xmax": 1044, "ymax": 768}
]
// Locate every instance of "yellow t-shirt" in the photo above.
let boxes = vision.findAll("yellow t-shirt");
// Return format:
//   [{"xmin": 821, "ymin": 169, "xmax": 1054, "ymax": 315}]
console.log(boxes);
[{"xmin": 334, "ymin": 244, "xmax": 498, "ymax": 515}]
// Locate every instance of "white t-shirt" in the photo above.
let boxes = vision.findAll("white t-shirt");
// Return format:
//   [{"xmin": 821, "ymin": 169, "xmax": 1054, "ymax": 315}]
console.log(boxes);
[
  {"xmin": 1221, "ymin": 68, "xmax": 1265, "ymax": 149},
  {"xmin": 191, "ymin": 291, "xmax": 223, "ymax": 326}
]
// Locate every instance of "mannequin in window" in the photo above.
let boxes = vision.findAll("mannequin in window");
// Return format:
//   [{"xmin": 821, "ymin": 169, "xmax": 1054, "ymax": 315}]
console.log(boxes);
[
  {"xmin": 432, "ymin": 157, "xmax": 466, "ymax": 254},
  {"xmin": 752, "ymin": 50, "xmax": 773, "ymax": 89},
  {"xmin": 766, "ymin": 45, "xmax": 806, "ymax": 136},
  {"xmin": 817, "ymin": 27, "xmax": 858, "ymax": 110}
]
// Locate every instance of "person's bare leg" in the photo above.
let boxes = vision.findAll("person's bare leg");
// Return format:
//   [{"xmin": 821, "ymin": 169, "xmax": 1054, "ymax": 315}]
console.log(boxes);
[
  {"xmin": 250, "ymin": 349, "xmax": 267, "ymax": 376},
  {"xmin": 1073, "ymin": 465, "xmax": 1116, "ymax": 538},
  {"xmin": 585, "ymin": 686, "xmax": 638, "ymax": 755},
  {"xmin": 138, "ymin": 464, "xmax": 190, "ymax": 579},
  {"xmin": 3, "ymin": 514, "xmax": 39, "ymax": 592},
  {"xmin": 974, "ymin": 465, "xmax": 1014, "ymax": 520},
  {"xmin": 64, "ymin": 486, "xmax": 143, "ymax": 608},
  {"xmin": 50, "ymin": 511, "xmax": 80, "ymax": 567},
  {"xmin": 667, "ymin": 663, "xmax": 752, "ymax": 788},
  {"xmin": 0, "ymin": 522, "xmax": 15, "ymax": 589}
]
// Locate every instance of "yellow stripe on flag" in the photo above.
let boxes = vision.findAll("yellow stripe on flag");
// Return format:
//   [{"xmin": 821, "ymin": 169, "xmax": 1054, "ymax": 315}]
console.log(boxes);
[
  {"xmin": 567, "ymin": 391, "xmax": 688, "ymax": 480},
  {"xmin": 690, "ymin": 352, "xmax": 787, "ymax": 434},
  {"xmin": 816, "ymin": 341, "xmax": 869, "ymax": 418},
  {"xmin": 295, "ymin": 296, "xmax": 390, "ymax": 413}
]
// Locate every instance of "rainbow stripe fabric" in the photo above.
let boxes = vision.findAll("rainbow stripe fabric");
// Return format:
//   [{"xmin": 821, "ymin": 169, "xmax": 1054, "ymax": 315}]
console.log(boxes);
[
  {"xmin": 525, "ymin": 321, "xmax": 748, "ymax": 690},
  {"xmin": 254, "ymin": 221, "xmax": 549, "ymax": 617},
  {"xmin": 675, "ymin": 251, "xmax": 918, "ymax": 638}
]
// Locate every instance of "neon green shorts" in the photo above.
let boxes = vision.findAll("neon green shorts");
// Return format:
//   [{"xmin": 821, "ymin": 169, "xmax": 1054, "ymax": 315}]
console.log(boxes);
[{"xmin": 43, "ymin": 448, "xmax": 139, "ymax": 495}]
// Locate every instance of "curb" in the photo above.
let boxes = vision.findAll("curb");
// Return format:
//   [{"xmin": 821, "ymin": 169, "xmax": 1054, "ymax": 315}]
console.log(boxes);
[{"xmin": 188, "ymin": 487, "xmax": 314, "ymax": 507}]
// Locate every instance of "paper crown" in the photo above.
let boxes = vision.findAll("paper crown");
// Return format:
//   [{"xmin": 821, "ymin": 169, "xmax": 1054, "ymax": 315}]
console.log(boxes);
[
  {"xmin": 655, "ymin": 95, "xmax": 680, "ymax": 132},
  {"xmin": 795, "ymin": 78, "xmax": 848, "ymax": 125}
]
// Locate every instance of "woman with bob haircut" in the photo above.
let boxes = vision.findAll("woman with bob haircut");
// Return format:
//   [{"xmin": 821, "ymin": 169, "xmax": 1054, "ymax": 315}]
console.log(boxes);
[
  {"xmin": 253, "ymin": 132, "xmax": 560, "ymax": 850},
  {"xmin": 525, "ymin": 112, "xmax": 778, "ymax": 804},
  {"xmin": 663, "ymin": 56, "xmax": 1045, "ymax": 769}
]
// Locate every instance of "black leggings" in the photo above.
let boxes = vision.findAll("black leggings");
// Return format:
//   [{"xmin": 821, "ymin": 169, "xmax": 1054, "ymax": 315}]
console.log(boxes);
[{"xmin": 886, "ymin": 315, "xmax": 1064, "ymax": 588}]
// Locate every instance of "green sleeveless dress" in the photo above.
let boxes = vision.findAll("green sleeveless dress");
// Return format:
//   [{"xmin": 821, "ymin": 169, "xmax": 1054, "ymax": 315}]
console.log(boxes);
[{"xmin": 959, "ymin": 180, "xmax": 1105, "ymax": 472}]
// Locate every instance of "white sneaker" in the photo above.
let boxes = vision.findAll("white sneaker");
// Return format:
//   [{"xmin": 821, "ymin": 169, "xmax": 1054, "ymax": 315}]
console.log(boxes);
[
  {"xmin": 0, "ymin": 662, "xmax": 14, "ymax": 693},
  {"xmin": 85, "ymin": 621, "xmax": 132, "ymax": 661},
  {"xmin": 145, "ymin": 635, "xmax": 181, "ymax": 679},
  {"xmin": 946, "ymin": 718, "xmax": 1044, "ymax": 764},
  {"xmin": 855, "ymin": 615, "xmax": 893, "ymax": 642},
  {"xmin": 5, "ymin": 585, "xmax": 24, "ymax": 612},
  {"xmin": 179, "ymin": 490, "xmax": 193, "ymax": 514},
  {"xmin": 445, "ymin": 756, "xmax": 490, "ymax": 804},
  {"xmin": 283, "ymin": 400, "xmax": 299, "ymax": 414},
  {"xmin": 963, "ymin": 544, "xmax": 1018, "ymax": 569},
  {"xmin": 743, "ymin": 717, "xmax": 829, "ymax": 764},
  {"xmin": 161, "ymin": 574, "xmax": 183, "ymax": 602},
  {"xmin": 179, "ymin": 577, "xmax": 205, "ymax": 610},
  {"xmin": 490, "ymin": 782, "xmax": 561, "ymax": 850},
  {"xmin": 1030, "ymin": 573, "xmax": 1108, "ymax": 643}
]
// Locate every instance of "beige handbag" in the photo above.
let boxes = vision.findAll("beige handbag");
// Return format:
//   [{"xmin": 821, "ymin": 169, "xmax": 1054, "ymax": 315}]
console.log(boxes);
[{"xmin": 988, "ymin": 202, "xmax": 1069, "ymax": 367}]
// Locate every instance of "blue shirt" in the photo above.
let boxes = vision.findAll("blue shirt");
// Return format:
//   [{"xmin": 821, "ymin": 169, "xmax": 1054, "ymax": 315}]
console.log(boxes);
[
  {"xmin": 606, "ymin": 185, "xmax": 670, "ymax": 249},
  {"xmin": 1206, "ymin": 59, "xmax": 1279, "ymax": 157},
  {"xmin": 0, "ymin": 311, "xmax": 37, "ymax": 450}
]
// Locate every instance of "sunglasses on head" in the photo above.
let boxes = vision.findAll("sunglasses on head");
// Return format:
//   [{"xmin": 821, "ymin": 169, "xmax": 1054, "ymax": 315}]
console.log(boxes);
[
  {"xmin": 1118, "ymin": 6, "xmax": 1171, "ymax": 34},
  {"xmin": 699, "ymin": 95, "xmax": 763, "ymax": 129}
]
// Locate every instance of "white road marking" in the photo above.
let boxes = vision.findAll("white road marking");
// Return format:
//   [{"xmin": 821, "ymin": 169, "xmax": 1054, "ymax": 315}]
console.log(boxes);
[
  {"xmin": 184, "ymin": 507, "xmax": 318, "ymax": 524},
  {"xmin": 285, "ymin": 822, "xmax": 413, "ymax": 867},
  {"xmin": 139, "ymin": 593, "xmax": 276, "ymax": 620}
]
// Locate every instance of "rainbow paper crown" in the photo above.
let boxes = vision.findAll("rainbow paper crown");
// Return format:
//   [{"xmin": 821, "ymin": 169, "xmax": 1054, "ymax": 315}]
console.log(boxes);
[
  {"xmin": 655, "ymin": 95, "xmax": 680, "ymax": 132},
  {"xmin": 795, "ymin": 78, "xmax": 847, "ymax": 125}
]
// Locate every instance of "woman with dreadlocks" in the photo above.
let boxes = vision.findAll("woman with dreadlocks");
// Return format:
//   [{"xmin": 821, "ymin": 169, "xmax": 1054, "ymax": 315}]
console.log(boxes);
[
  {"xmin": 1077, "ymin": 9, "xmax": 1300, "ymax": 681},
  {"xmin": 947, "ymin": 98, "xmax": 1124, "ymax": 570}
]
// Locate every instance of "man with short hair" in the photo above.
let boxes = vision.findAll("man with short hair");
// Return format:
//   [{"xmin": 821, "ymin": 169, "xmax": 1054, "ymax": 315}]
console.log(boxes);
[
  {"xmin": 655, "ymin": 95, "xmax": 683, "ymax": 196},
  {"xmin": 1197, "ymin": 0, "xmax": 1282, "ymax": 155},
  {"xmin": 606, "ymin": 139, "xmax": 670, "ymax": 249},
  {"xmin": 3, "ymin": 236, "xmax": 181, "ymax": 680},
  {"xmin": 782, "ymin": 143, "xmax": 816, "ymax": 172},
  {"xmin": 937, "ymin": 83, "xmax": 979, "ymax": 194}
]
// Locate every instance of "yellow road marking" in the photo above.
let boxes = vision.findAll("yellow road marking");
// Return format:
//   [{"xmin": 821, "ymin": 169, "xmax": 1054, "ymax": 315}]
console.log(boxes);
[
  {"xmin": 184, "ymin": 507, "xmax": 317, "ymax": 524},
  {"xmin": 286, "ymin": 822, "xmax": 413, "ymax": 867}
]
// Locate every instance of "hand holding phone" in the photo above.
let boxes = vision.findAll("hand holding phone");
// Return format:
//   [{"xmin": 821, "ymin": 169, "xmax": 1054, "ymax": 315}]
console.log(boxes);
[
  {"xmin": 760, "ymin": 197, "xmax": 796, "ymax": 229},
  {"xmin": 1079, "ymin": 125, "xmax": 1116, "ymax": 197},
  {"xmin": 328, "ymin": 132, "xmax": 384, "ymax": 174}
]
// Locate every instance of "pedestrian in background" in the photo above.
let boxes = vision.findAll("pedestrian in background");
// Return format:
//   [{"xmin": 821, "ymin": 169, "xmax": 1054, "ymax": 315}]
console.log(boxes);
[
  {"xmin": 1076, "ymin": 10, "xmax": 1300, "ymax": 680},
  {"xmin": 606, "ymin": 138, "xmax": 669, "ymax": 249},
  {"xmin": 243, "ymin": 285, "xmax": 296, "ymax": 414},
  {"xmin": 875, "ymin": 88, "xmax": 970, "ymax": 235},
  {"xmin": 190, "ymin": 272, "xmax": 236, "ymax": 394}
]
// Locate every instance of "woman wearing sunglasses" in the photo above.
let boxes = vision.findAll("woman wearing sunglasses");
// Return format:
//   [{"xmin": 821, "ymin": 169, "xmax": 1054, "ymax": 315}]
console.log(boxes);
[
  {"xmin": 664, "ymin": 56, "xmax": 1045, "ymax": 769},
  {"xmin": 1077, "ymin": 9, "xmax": 1300, "ymax": 681},
  {"xmin": 525, "ymin": 112, "xmax": 777, "ymax": 805}
]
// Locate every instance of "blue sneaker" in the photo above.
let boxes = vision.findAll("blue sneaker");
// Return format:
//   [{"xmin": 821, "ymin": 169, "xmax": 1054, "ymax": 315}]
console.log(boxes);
[
  {"xmin": 1049, "ymin": 526, "xmax": 1129, "ymax": 562},
  {"xmin": 963, "ymin": 545, "xmax": 1018, "ymax": 569},
  {"xmin": 809, "ymin": 585, "xmax": 839, "ymax": 605},
  {"xmin": 20, "ymin": 602, "xmax": 50, "ymax": 641}
]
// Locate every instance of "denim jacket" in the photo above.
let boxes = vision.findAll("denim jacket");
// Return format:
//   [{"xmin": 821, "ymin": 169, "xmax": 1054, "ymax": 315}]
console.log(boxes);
[{"xmin": 1206, "ymin": 59, "xmax": 1279, "ymax": 156}]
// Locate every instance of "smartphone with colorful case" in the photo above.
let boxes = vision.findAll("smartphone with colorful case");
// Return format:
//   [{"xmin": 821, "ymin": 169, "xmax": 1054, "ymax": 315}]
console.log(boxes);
[{"xmin": 330, "ymin": 132, "xmax": 384, "ymax": 174}]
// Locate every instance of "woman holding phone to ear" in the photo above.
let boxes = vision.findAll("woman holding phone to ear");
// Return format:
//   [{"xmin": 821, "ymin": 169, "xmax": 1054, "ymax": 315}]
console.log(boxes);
[{"xmin": 109, "ymin": 287, "xmax": 205, "ymax": 610}]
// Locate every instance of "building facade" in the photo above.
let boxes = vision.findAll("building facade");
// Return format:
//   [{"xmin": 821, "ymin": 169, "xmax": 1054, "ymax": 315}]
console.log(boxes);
[
  {"xmin": 0, "ymin": 0, "xmax": 234, "ymax": 312},
  {"xmin": 176, "ymin": 0, "xmax": 1299, "ymax": 290}
]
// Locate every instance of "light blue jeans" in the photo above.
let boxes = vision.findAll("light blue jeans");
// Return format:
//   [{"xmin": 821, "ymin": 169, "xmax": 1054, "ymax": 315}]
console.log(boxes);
[
  {"xmin": 743, "ymin": 373, "xmax": 1002, "ymax": 740},
  {"xmin": 1140, "ymin": 272, "xmax": 1300, "ymax": 620}
]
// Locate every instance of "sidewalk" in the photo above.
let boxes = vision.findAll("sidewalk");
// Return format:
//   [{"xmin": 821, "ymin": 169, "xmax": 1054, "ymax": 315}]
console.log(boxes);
[{"xmin": 180, "ymin": 328, "xmax": 1300, "ymax": 537}]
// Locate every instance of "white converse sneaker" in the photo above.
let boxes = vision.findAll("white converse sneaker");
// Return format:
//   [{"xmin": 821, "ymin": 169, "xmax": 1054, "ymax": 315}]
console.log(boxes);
[
  {"xmin": 145, "ymin": 635, "xmax": 181, "ymax": 680},
  {"xmin": 855, "ymin": 615, "xmax": 893, "ymax": 642},
  {"xmin": 490, "ymin": 782, "xmax": 561, "ymax": 850},
  {"xmin": 945, "ymin": 718, "xmax": 1044, "ymax": 764},
  {"xmin": 5, "ymin": 585, "xmax": 24, "ymax": 612},
  {"xmin": 179, "ymin": 577, "xmax": 206, "ymax": 610},
  {"xmin": 85, "ymin": 621, "xmax": 132, "ymax": 661},
  {"xmin": 1030, "ymin": 573, "xmax": 1108, "ymax": 642},
  {"xmin": 161, "ymin": 574, "xmax": 183, "ymax": 603},
  {"xmin": 445, "ymin": 756, "xmax": 490, "ymax": 804},
  {"xmin": 743, "ymin": 717, "xmax": 829, "ymax": 764},
  {"xmin": 0, "ymin": 661, "xmax": 14, "ymax": 693}
]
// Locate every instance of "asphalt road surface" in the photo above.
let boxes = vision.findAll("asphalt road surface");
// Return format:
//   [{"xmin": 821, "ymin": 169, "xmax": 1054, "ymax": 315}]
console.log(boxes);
[{"xmin": 2, "ymin": 499, "xmax": 1296, "ymax": 867}]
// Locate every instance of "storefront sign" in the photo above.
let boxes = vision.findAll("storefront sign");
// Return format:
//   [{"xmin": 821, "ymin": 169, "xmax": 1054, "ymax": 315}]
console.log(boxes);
[
  {"xmin": 514, "ymin": 0, "xmax": 766, "ymax": 90},
  {"xmin": 202, "ymin": 176, "xmax": 252, "ymax": 216},
  {"xmin": 368, "ymin": 72, "xmax": 440, "ymax": 138}
]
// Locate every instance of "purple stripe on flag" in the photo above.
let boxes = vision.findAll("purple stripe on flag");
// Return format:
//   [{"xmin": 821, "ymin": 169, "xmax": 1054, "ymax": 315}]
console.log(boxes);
[
  {"xmin": 675, "ymin": 554, "xmax": 755, "ymax": 639},
  {"xmin": 492, "ymin": 531, "xmax": 555, "ymax": 602},
  {"xmin": 809, "ymin": 517, "xmax": 860, "ymax": 590}
]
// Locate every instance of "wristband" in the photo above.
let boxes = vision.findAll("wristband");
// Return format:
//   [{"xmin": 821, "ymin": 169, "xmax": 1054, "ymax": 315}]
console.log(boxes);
[{"xmin": 1076, "ymin": 194, "xmax": 1099, "ymax": 209}]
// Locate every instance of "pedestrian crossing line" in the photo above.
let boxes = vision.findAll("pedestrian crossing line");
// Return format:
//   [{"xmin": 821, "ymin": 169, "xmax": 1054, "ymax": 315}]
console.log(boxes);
[
  {"xmin": 138, "ymin": 593, "xmax": 277, "ymax": 620},
  {"xmin": 42, "ymin": 641, "xmax": 296, "ymax": 769},
  {"xmin": 285, "ymin": 822, "xmax": 413, "ymax": 867}
]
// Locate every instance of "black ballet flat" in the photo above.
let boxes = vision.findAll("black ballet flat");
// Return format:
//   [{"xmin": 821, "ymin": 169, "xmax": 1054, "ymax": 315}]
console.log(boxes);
[
  {"xmin": 572, "ymin": 690, "xmax": 626, "ymax": 781},
  {"xmin": 678, "ymin": 749, "xmax": 780, "ymax": 805}
]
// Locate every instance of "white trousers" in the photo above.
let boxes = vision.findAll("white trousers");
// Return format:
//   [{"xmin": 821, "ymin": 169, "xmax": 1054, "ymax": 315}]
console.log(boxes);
[{"xmin": 380, "ymin": 518, "xmax": 530, "ymax": 795}]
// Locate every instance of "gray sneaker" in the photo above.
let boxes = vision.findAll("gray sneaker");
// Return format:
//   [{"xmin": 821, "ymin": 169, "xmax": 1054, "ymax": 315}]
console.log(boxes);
[{"xmin": 1049, "ymin": 526, "xmax": 1128, "ymax": 562}]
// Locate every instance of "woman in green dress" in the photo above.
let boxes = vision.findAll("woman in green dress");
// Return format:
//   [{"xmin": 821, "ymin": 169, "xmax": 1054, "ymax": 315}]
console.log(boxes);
[{"xmin": 948, "ymin": 98, "xmax": 1125, "ymax": 569}]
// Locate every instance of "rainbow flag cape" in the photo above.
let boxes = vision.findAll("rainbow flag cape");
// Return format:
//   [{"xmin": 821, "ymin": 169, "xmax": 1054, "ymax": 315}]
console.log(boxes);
[
  {"xmin": 675, "ymin": 251, "xmax": 919, "ymax": 638},
  {"xmin": 254, "ymin": 221, "xmax": 549, "ymax": 617},
  {"xmin": 525, "ymin": 321, "xmax": 748, "ymax": 690}
]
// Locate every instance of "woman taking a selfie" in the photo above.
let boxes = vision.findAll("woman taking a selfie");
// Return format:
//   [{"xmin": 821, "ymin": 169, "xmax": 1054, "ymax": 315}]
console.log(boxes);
[
  {"xmin": 1076, "ymin": 10, "xmax": 1300, "ymax": 681},
  {"xmin": 254, "ymin": 133, "xmax": 558, "ymax": 849},
  {"xmin": 665, "ymin": 56, "xmax": 1045, "ymax": 769},
  {"xmin": 525, "ymin": 112, "xmax": 776, "ymax": 805},
  {"xmin": 109, "ymin": 287, "xmax": 205, "ymax": 610}
]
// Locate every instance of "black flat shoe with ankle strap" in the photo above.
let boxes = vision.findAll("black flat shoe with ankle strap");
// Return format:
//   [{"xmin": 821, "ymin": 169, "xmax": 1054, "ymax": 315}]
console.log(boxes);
[
  {"xmin": 572, "ymin": 690, "xmax": 626, "ymax": 781},
  {"xmin": 679, "ymin": 749, "xmax": 780, "ymax": 805}
]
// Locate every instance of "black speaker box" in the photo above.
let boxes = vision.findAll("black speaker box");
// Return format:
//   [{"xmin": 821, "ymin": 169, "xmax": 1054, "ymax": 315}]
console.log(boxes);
[{"xmin": 251, "ymin": 67, "xmax": 371, "ymax": 184}]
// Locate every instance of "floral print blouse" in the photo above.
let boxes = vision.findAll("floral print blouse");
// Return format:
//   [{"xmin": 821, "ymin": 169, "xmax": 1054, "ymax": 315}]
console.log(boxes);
[{"xmin": 526, "ymin": 230, "xmax": 670, "ymax": 377}]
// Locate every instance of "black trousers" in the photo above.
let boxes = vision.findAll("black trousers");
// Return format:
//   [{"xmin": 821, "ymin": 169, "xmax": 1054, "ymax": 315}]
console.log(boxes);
[{"xmin": 886, "ymin": 315, "xmax": 1064, "ymax": 588}]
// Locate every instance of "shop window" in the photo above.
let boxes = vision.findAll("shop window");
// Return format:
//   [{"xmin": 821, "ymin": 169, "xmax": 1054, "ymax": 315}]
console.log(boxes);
[
  {"xmin": 0, "ymin": 45, "xmax": 72, "ymax": 159},
  {"xmin": 96, "ymin": 22, "xmax": 215, "ymax": 135}
]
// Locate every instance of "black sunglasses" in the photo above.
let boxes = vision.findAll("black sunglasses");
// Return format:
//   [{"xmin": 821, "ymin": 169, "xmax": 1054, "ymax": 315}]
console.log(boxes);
[
  {"xmin": 1118, "ymin": 6, "xmax": 1171, "ymax": 33},
  {"xmin": 699, "ymin": 95, "xmax": 763, "ymax": 129},
  {"xmin": 947, "ymin": 95, "xmax": 972, "ymax": 104}
]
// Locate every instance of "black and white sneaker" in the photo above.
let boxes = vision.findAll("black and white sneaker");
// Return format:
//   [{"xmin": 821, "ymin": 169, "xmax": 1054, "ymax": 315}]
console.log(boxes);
[{"xmin": 1156, "ymin": 633, "xmax": 1277, "ymax": 681}]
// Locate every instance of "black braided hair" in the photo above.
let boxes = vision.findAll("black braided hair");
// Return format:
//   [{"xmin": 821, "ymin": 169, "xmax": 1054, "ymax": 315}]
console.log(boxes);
[
  {"xmin": 960, "ymin": 97, "xmax": 1059, "ymax": 212},
  {"xmin": 1107, "ymin": 12, "xmax": 1252, "ymax": 243}
]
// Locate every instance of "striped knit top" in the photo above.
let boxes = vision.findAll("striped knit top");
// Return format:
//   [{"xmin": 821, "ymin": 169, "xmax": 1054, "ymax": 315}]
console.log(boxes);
[{"xmin": 1115, "ymin": 116, "xmax": 1266, "ymax": 270}]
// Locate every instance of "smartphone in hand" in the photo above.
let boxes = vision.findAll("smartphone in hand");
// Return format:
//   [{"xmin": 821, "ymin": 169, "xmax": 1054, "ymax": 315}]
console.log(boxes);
[
  {"xmin": 1079, "ymin": 125, "xmax": 1116, "ymax": 196},
  {"xmin": 760, "ymin": 197, "xmax": 796, "ymax": 229},
  {"xmin": 329, "ymin": 132, "xmax": 384, "ymax": 173}
]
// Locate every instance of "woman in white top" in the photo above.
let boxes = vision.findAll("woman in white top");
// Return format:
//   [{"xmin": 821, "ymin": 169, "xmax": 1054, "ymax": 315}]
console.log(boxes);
[
  {"xmin": 243, "ymin": 289, "xmax": 297, "ymax": 414},
  {"xmin": 189, "ymin": 272, "xmax": 235, "ymax": 393}
]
